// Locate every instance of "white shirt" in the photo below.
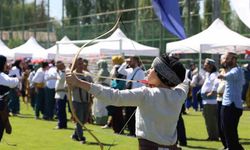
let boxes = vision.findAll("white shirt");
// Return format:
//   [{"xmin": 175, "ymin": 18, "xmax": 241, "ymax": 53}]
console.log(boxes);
[
  {"xmin": 201, "ymin": 72, "xmax": 219, "ymax": 104},
  {"xmin": 28, "ymin": 71, "xmax": 36, "ymax": 88},
  {"xmin": 32, "ymin": 68, "xmax": 45, "ymax": 84},
  {"xmin": 217, "ymin": 79, "xmax": 226, "ymax": 102},
  {"xmin": 44, "ymin": 67, "xmax": 57, "ymax": 89},
  {"xmin": 0, "ymin": 72, "xmax": 19, "ymax": 88},
  {"xmin": 190, "ymin": 73, "xmax": 204, "ymax": 87},
  {"xmin": 54, "ymin": 71, "xmax": 67, "ymax": 99},
  {"xmin": 8, "ymin": 66, "xmax": 22, "ymax": 89},
  {"xmin": 8, "ymin": 66, "xmax": 21, "ymax": 78},
  {"xmin": 89, "ymin": 82, "xmax": 189, "ymax": 146},
  {"xmin": 118, "ymin": 63, "xmax": 145, "ymax": 88}
]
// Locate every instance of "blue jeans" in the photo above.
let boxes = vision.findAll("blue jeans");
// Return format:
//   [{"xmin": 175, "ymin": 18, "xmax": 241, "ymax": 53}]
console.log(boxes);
[
  {"xmin": 72, "ymin": 101, "xmax": 89, "ymax": 139},
  {"xmin": 186, "ymin": 86, "xmax": 202, "ymax": 111},
  {"xmin": 192, "ymin": 86, "xmax": 203, "ymax": 110},
  {"xmin": 8, "ymin": 88, "xmax": 20, "ymax": 114},
  {"xmin": 56, "ymin": 96, "xmax": 67, "ymax": 128}
]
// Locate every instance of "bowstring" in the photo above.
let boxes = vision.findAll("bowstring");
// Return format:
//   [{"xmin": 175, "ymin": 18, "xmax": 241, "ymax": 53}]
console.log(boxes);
[
  {"xmin": 70, "ymin": 13, "xmax": 150, "ymax": 150},
  {"xmin": 107, "ymin": 16, "xmax": 149, "ymax": 150},
  {"xmin": 74, "ymin": 72, "xmax": 144, "ymax": 83},
  {"xmin": 67, "ymin": 13, "xmax": 122, "ymax": 150}
]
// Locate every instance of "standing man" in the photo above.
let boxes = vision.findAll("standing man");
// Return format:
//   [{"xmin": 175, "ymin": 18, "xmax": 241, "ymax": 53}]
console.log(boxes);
[
  {"xmin": 54, "ymin": 61, "xmax": 67, "ymax": 129},
  {"xmin": 32, "ymin": 62, "xmax": 49, "ymax": 119},
  {"xmin": 8, "ymin": 60, "xmax": 23, "ymax": 115},
  {"xmin": 71, "ymin": 58, "xmax": 93, "ymax": 143},
  {"xmin": 201, "ymin": 58, "xmax": 219, "ymax": 141},
  {"xmin": 0, "ymin": 55, "xmax": 19, "ymax": 141},
  {"xmin": 218, "ymin": 52, "xmax": 244, "ymax": 150},
  {"xmin": 118, "ymin": 56, "xmax": 145, "ymax": 136},
  {"xmin": 44, "ymin": 61, "xmax": 57, "ymax": 120}
]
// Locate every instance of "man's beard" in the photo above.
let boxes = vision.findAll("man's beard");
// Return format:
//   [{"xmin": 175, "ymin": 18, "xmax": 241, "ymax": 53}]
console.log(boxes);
[
  {"xmin": 220, "ymin": 64, "xmax": 227, "ymax": 69},
  {"xmin": 225, "ymin": 61, "xmax": 233, "ymax": 68}
]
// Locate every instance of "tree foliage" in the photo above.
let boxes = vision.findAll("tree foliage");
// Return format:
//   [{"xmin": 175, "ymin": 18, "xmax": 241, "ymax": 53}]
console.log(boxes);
[
  {"xmin": 203, "ymin": 0, "xmax": 213, "ymax": 29},
  {"xmin": 182, "ymin": 0, "xmax": 201, "ymax": 36},
  {"xmin": 0, "ymin": 0, "xmax": 49, "ymax": 30}
]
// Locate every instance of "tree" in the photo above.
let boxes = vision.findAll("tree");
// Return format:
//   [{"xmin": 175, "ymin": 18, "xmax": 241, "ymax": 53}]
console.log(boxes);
[
  {"xmin": 202, "ymin": 0, "xmax": 213, "ymax": 29},
  {"xmin": 183, "ymin": 0, "xmax": 201, "ymax": 35},
  {"xmin": 65, "ymin": 0, "xmax": 92, "ymax": 25},
  {"xmin": 221, "ymin": 0, "xmax": 231, "ymax": 25},
  {"xmin": 0, "ymin": 0, "xmax": 49, "ymax": 30}
]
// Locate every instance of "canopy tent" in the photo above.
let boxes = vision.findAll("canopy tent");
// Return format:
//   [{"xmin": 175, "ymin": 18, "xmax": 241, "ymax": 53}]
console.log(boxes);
[
  {"xmin": 46, "ymin": 36, "xmax": 80, "ymax": 60},
  {"xmin": 0, "ymin": 39, "xmax": 13, "ymax": 59},
  {"xmin": 166, "ymin": 18, "xmax": 250, "ymax": 54},
  {"xmin": 80, "ymin": 28, "xmax": 159, "ymax": 58},
  {"xmin": 11, "ymin": 37, "xmax": 47, "ymax": 59}
]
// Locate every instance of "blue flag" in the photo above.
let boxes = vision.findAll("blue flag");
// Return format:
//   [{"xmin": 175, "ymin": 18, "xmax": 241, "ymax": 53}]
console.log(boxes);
[{"xmin": 152, "ymin": 0, "xmax": 186, "ymax": 39}]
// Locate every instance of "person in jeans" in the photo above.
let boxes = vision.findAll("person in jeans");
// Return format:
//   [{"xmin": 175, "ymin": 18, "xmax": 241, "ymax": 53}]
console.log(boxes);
[
  {"xmin": 71, "ymin": 58, "xmax": 93, "ymax": 144},
  {"xmin": 54, "ymin": 61, "xmax": 67, "ymax": 129},
  {"xmin": 218, "ymin": 52, "xmax": 245, "ymax": 150}
]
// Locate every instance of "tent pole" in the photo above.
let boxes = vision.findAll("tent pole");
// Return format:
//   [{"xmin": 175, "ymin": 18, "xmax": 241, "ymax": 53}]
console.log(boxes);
[
  {"xmin": 199, "ymin": 46, "xmax": 202, "ymax": 72},
  {"xmin": 56, "ymin": 43, "xmax": 59, "ymax": 62},
  {"xmin": 199, "ymin": 51, "xmax": 202, "ymax": 71},
  {"xmin": 119, "ymin": 39, "xmax": 124, "ymax": 56}
]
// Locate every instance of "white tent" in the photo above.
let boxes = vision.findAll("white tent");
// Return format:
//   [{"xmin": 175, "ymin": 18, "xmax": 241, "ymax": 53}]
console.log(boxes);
[
  {"xmin": 80, "ymin": 28, "xmax": 159, "ymax": 58},
  {"xmin": 166, "ymin": 18, "xmax": 250, "ymax": 54},
  {"xmin": 0, "ymin": 39, "xmax": 13, "ymax": 59},
  {"xmin": 11, "ymin": 37, "xmax": 47, "ymax": 59},
  {"xmin": 46, "ymin": 36, "xmax": 80, "ymax": 60}
]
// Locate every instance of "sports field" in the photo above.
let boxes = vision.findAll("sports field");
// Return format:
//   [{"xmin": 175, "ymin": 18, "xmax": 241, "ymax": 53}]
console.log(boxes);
[{"xmin": 0, "ymin": 103, "xmax": 249, "ymax": 150}]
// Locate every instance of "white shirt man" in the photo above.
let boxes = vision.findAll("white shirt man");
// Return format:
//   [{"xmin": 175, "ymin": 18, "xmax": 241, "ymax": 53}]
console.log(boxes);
[
  {"xmin": 118, "ymin": 63, "xmax": 145, "ymax": 89},
  {"xmin": 45, "ymin": 66, "xmax": 57, "ymax": 89}
]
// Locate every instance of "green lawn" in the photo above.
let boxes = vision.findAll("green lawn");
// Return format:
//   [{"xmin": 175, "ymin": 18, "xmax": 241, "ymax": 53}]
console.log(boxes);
[{"xmin": 0, "ymin": 102, "xmax": 250, "ymax": 150}]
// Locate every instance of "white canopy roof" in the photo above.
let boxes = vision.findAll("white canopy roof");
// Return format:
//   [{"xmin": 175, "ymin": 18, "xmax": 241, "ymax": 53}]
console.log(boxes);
[
  {"xmin": 46, "ymin": 36, "xmax": 80, "ymax": 60},
  {"xmin": 80, "ymin": 28, "xmax": 159, "ymax": 57},
  {"xmin": 166, "ymin": 18, "xmax": 250, "ymax": 54},
  {"xmin": 0, "ymin": 39, "xmax": 10, "ymax": 51},
  {"xmin": 0, "ymin": 39, "xmax": 13, "ymax": 59},
  {"xmin": 11, "ymin": 37, "xmax": 47, "ymax": 59}
]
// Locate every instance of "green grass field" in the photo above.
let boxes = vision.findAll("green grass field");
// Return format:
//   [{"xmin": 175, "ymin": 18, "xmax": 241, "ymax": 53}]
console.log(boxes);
[{"xmin": 0, "ymin": 102, "xmax": 249, "ymax": 150}]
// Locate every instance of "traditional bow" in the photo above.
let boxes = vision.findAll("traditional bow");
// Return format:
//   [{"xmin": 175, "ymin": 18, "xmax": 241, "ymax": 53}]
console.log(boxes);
[{"xmin": 67, "ymin": 14, "xmax": 121, "ymax": 150}]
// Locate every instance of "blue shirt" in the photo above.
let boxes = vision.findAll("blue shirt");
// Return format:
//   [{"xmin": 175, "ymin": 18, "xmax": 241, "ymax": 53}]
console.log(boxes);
[{"xmin": 222, "ymin": 67, "xmax": 244, "ymax": 109}]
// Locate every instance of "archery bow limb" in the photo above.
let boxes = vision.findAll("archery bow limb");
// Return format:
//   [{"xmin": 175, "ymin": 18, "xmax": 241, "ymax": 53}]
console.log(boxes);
[{"xmin": 67, "ymin": 13, "xmax": 121, "ymax": 150}]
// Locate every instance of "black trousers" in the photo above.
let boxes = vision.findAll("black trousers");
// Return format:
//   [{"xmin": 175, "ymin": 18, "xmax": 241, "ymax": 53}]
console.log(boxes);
[
  {"xmin": 138, "ymin": 139, "xmax": 181, "ymax": 150},
  {"xmin": 217, "ymin": 101, "xmax": 226, "ymax": 148},
  {"xmin": 0, "ymin": 113, "xmax": 4, "ymax": 141},
  {"xmin": 177, "ymin": 113, "xmax": 187, "ymax": 146},
  {"xmin": 221, "ymin": 103, "xmax": 244, "ymax": 150},
  {"xmin": 125, "ymin": 107, "xmax": 136, "ymax": 136},
  {"xmin": 111, "ymin": 106, "xmax": 124, "ymax": 133}
]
